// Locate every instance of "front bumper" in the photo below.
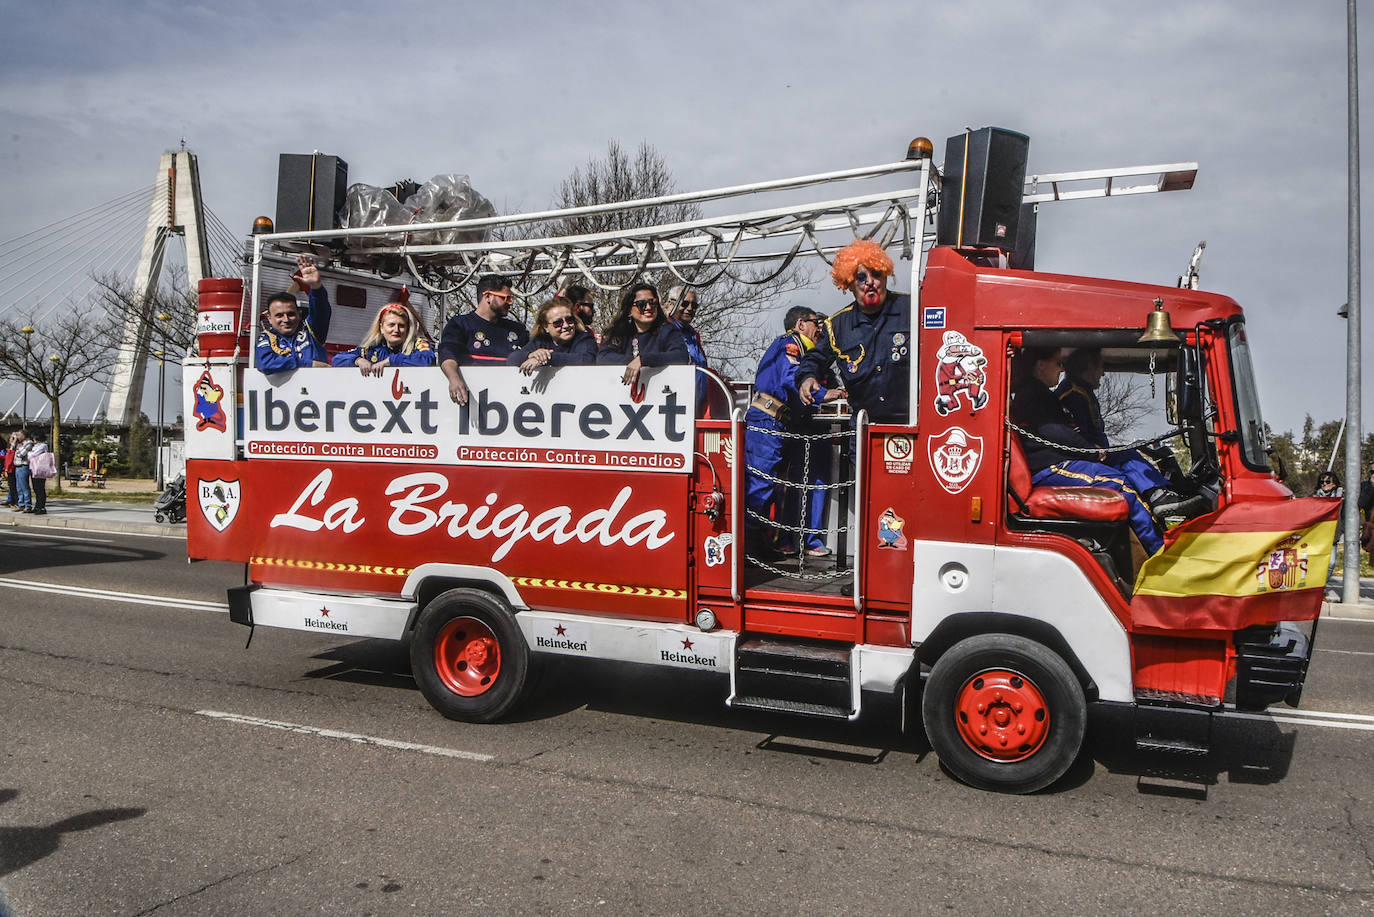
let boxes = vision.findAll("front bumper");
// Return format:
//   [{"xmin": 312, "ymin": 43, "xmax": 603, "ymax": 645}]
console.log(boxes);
[{"xmin": 1234, "ymin": 621, "xmax": 1311, "ymax": 710}]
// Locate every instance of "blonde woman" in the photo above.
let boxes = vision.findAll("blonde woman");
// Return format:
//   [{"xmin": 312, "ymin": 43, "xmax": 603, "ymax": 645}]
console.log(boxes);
[
  {"xmin": 332, "ymin": 301, "xmax": 435, "ymax": 376},
  {"xmin": 506, "ymin": 297, "xmax": 597, "ymax": 375}
]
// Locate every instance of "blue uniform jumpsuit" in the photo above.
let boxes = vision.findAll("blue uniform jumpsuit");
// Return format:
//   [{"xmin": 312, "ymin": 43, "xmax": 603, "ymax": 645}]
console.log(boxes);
[
  {"xmin": 745, "ymin": 330, "xmax": 833, "ymax": 552},
  {"xmin": 1055, "ymin": 374, "xmax": 1172, "ymax": 498},
  {"xmin": 255, "ymin": 286, "xmax": 333, "ymax": 373},
  {"xmin": 331, "ymin": 339, "xmax": 437, "ymax": 368},
  {"xmin": 1013, "ymin": 376, "xmax": 1163, "ymax": 554}
]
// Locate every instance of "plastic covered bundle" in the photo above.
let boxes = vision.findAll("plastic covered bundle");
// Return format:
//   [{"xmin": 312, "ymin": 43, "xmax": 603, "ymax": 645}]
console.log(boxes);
[
  {"xmin": 403, "ymin": 174, "xmax": 496, "ymax": 246},
  {"xmin": 341, "ymin": 174, "xmax": 495, "ymax": 250}
]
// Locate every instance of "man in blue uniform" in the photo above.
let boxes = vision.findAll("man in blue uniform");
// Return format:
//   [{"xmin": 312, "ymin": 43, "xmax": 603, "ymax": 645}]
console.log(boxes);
[
  {"xmin": 1057, "ymin": 347, "xmax": 1206, "ymax": 520},
  {"xmin": 665, "ymin": 285, "xmax": 711, "ymax": 415},
  {"xmin": 439, "ymin": 274, "xmax": 530, "ymax": 405},
  {"xmin": 797, "ymin": 239, "xmax": 910, "ymax": 423},
  {"xmin": 746, "ymin": 306, "xmax": 845, "ymax": 555},
  {"xmin": 255, "ymin": 254, "xmax": 333, "ymax": 373}
]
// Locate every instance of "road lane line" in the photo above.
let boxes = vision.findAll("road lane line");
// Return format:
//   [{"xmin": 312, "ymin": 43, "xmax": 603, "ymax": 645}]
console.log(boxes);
[
  {"xmin": 1222, "ymin": 711, "xmax": 1374, "ymax": 732},
  {"xmin": 1260, "ymin": 707, "xmax": 1374, "ymax": 724},
  {"xmin": 0, "ymin": 576, "xmax": 227, "ymax": 612},
  {"xmin": 3, "ymin": 532, "xmax": 114, "ymax": 544},
  {"xmin": 195, "ymin": 710, "xmax": 495, "ymax": 762},
  {"xmin": 1315, "ymin": 648, "xmax": 1374, "ymax": 656}
]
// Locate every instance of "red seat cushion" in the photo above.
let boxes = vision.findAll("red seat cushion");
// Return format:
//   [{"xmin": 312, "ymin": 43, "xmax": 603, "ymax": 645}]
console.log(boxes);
[{"xmin": 1008, "ymin": 436, "xmax": 1129, "ymax": 523}]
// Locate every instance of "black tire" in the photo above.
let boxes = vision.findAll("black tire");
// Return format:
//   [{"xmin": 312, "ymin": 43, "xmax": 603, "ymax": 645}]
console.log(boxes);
[
  {"xmin": 154, "ymin": 512, "xmax": 166, "ymax": 524},
  {"xmin": 410, "ymin": 588, "xmax": 529, "ymax": 723},
  {"xmin": 921, "ymin": 633, "xmax": 1086, "ymax": 794}
]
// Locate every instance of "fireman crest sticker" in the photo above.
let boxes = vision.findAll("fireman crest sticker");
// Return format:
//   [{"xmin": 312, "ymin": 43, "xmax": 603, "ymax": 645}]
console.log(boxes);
[
  {"xmin": 928, "ymin": 426, "xmax": 983, "ymax": 494},
  {"xmin": 198, "ymin": 478, "xmax": 241, "ymax": 532},
  {"xmin": 933, "ymin": 331, "xmax": 989, "ymax": 416}
]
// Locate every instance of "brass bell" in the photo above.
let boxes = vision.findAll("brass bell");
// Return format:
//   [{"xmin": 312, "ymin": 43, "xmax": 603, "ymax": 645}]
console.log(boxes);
[{"xmin": 1138, "ymin": 297, "xmax": 1178, "ymax": 344}]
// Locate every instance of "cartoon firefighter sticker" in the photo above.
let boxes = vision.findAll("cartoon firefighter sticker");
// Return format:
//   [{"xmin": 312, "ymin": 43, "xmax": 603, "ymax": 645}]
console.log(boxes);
[
  {"xmin": 933, "ymin": 330, "xmax": 989, "ymax": 416},
  {"xmin": 877, "ymin": 507, "xmax": 908, "ymax": 549},
  {"xmin": 192, "ymin": 370, "xmax": 227, "ymax": 433}
]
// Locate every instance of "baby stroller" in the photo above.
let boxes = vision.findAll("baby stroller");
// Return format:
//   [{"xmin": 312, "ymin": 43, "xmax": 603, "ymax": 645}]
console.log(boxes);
[{"xmin": 154, "ymin": 473, "xmax": 186, "ymax": 524}]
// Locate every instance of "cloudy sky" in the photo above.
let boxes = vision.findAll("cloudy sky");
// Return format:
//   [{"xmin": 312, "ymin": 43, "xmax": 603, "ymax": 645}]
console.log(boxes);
[{"xmin": 0, "ymin": 0, "xmax": 1369, "ymax": 439}]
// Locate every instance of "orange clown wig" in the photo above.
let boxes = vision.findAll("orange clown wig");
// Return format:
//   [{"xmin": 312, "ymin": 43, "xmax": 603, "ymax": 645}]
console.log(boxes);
[{"xmin": 830, "ymin": 239, "xmax": 894, "ymax": 292}]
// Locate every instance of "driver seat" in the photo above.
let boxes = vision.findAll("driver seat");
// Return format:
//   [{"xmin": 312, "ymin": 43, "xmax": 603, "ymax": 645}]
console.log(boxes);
[{"xmin": 1006, "ymin": 435, "xmax": 1135, "ymax": 592}]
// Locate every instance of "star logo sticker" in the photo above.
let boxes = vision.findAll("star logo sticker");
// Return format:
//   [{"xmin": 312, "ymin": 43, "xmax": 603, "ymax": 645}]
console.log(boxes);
[
  {"xmin": 554, "ymin": 624, "xmax": 567, "ymax": 636},
  {"xmin": 319, "ymin": 607, "xmax": 330, "ymax": 617},
  {"xmin": 681, "ymin": 638, "xmax": 694, "ymax": 650}
]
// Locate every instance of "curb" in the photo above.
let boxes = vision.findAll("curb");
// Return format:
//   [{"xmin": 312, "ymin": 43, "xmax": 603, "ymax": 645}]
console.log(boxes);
[
  {"xmin": 2, "ymin": 512, "xmax": 184, "ymax": 538},
  {"xmin": 1322, "ymin": 600, "xmax": 1374, "ymax": 621}
]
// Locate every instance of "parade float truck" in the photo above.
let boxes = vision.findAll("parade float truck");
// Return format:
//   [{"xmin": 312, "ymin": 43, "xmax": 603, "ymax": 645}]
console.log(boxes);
[{"xmin": 184, "ymin": 130, "xmax": 1338, "ymax": 793}]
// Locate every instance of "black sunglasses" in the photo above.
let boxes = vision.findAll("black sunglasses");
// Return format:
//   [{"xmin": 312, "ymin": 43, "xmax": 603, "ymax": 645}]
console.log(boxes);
[{"xmin": 549, "ymin": 317, "xmax": 576, "ymax": 328}]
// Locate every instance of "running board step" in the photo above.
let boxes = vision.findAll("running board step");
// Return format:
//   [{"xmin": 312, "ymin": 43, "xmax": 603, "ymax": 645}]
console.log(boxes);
[
  {"xmin": 732, "ymin": 637, "xmax": 854, "ymax": 717},
  {"xmin": 730, "ymin": 696, "xmax": 851, "ymax": 719}
]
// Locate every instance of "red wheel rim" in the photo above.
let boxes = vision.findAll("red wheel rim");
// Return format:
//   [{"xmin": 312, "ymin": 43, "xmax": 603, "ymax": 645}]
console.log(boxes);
[
  {"xmin": 434, "ymin": 616, "xmax": 501, "ymax": 697},
  {"xmin": 953, "ymin": 668, "xmax": 1050, "ymax": 762}
]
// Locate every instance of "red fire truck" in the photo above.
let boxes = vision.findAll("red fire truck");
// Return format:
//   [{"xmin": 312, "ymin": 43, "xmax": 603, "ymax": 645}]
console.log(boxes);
[{"xmin": 185, "ymin": 131, "xmax": 1338, "ymax": 793}]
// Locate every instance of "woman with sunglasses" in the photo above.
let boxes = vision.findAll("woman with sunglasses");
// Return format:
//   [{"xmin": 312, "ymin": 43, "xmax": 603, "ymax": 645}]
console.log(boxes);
[
  {"xmin": 507, "ymin": 296, "xmax": 597, "ymax": 375},
  {"xmin": 1315, "ymin": 471, "xmax": 1343, "ymax": 569},
  {"xmin": 332, "ymin": 300, "xmax": 435, "ymax": 376},
  {"xmin": 596, "ymin": 282, "xmax": 689, "ymax": 388}
]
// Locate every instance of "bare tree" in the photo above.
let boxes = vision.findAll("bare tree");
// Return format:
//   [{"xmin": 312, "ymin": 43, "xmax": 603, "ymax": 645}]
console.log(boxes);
[
  {"xmin": 552, "ymin": 140, "xmax": 812, "ymax": 379},
  {"xmin": 91, "ymin": 266, "xmax": 198, "ymax": 365},
  {"xmin": 1098, "ymin": 373, "xmax": 1155, "ymax": 442},
  {"xmin": 0, "ymin": 302, "xmax": 119, "ymax": 492}
]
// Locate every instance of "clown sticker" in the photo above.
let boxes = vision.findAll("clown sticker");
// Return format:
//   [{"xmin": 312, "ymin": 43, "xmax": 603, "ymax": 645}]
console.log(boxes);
[
  {"xmin": 933, "ymin": 330, "xmax": 989, "ymax": 416},
  {"xmin": 928, "ymin": 426, "xmax": 983, "ymax": 494},
  {"xmin": 192, "ymin": 370, "xmax": 227, "ymax": 433}
]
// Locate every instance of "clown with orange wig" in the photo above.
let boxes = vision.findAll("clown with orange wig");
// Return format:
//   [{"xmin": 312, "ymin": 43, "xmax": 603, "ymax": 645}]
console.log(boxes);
[
  {"xmin": 331, "ymin": 295, "xmax": 436, "ymax": 376},
  {"xmin": 796, "ymin": 239, "xmax": 911, "ymax": 423}
]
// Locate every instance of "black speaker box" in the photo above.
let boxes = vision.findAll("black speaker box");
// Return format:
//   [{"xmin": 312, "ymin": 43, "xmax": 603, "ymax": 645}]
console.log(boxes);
[
  {"xmin": 1008, "ymin": 202, "xmax": 1037, "ymax": 270},
  {"xmin": 275, "ymin": 153, "xmax": 349, "ymax": 233},
  {"xmin": 937, "ymin": 128, "xmax": 1030, "ymax": 250}
]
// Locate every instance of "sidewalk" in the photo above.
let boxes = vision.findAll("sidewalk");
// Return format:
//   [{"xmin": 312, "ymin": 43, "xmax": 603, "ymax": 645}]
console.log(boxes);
[
  {"xmin": 2, "ymin": 498, "xmax": 182, "ymax": 537},
  {"xmin": 3, "ymin": 498, "xmax": 1371, "ymax": 621}
]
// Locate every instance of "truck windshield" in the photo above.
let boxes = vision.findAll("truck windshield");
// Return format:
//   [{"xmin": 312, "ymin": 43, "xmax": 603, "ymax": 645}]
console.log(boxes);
[{"xmin": 1227, "ymin": 321, "xmax": 1271, "ymax": 471}]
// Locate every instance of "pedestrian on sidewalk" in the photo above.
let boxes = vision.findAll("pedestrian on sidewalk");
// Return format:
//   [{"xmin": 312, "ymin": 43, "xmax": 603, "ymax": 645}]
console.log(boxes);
[
  {"xmin": 11, "ymin": 430, "xmax": 32, "ymax": 512},
  {"xmin": 2, "ymin": 432, "xmax": 14, "ymax": 507},
  {"xmin": 27, "ymin": 430, "xmax": 53, "ymax": 515},
  {"xmin": 1315, "ymin": 471, "xmax": 1343, "ymax": 569}
]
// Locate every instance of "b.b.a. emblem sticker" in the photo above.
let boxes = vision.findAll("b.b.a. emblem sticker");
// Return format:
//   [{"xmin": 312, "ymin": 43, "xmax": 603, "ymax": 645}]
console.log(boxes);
[{"xmin": 198, "ymin": 478, "xmax": 241, "ymax": 532}]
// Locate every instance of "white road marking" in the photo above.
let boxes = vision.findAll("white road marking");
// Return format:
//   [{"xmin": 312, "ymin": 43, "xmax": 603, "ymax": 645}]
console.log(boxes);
[
  {"xmin": 3, "ymin": 531, "xmax": 114, "ymax": 544},
  {"xmin": 195, "ymin": 710, "xmax": 494, "ymax": 762},
  {"xmin": 1222, "ymin": 707, "xmax": 1374, "ymax": 733},
  {"xmin": 1, "ymin": 524, "xmax": 181, "ymax": 540},
  {"xmin": 1316, "ymin": 647, "xmax": 1374, "ymax": 657},
  {"xmin": 0, "ymin": 576, "xmax": 227, "ymax": 612}
]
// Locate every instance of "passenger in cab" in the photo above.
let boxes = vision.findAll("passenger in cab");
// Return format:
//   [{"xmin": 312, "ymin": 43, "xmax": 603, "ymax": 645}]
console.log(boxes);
[
  {"xmin": 596, "ymin": 283, "xmax": 689, "ymax": 389},
  {"xmin": 255, "ymin": 254, "xmax": 332, "ymax": 373},
  {"xmin": 1011, "ymin": 346, "xmax": 1163, "ymax": 554},
  {"xmin": 797, "ymin": 239, "xmax": 910, "ymax": 423},
  {"xmin": 1057, "ymin": 347, "xmax": 1207, "ymax": 520},
  {"xmin": 332, "ymin": 299, "xmax": 435, "ymax": 375},
  {"xmin": 507, "ymin": 296, "xmax": 597, "ymax": 375},
  {"xmin": 439, "ymin": 273, "xmax": 530, "ymax": 405}
]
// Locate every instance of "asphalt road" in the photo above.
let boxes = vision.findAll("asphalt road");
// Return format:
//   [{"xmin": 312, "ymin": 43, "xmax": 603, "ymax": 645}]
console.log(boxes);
[{"xmin": 1, "ymin": 528, "xmax": 1371, "ymax": 916}]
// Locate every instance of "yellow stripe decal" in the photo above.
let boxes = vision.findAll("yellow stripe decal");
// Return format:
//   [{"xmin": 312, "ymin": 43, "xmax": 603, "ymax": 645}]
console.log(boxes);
[
  {"xmin": 510, "ymin": 576, "xmax": 685, "ymax": 600},
  {"xmin": 1134, "ymin": 521, "xmax": 1337, "ymax": 598},
  {"xmin": 248, "ymin": 558, "xmax": 683, "ymax": 599}
]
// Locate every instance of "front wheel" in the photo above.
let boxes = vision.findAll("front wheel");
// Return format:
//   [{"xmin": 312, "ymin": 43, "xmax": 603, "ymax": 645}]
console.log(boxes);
[
  {"xmin": 922, "ymin": 633, "xmax": 1086, "ymax": 794},
  {"xmin": 154, "ymin": 512, "xmax": 166, "ymax": 524},
  {"xmin": 410, "ymin": 588, "xmax": 529, "ymax": 723}
]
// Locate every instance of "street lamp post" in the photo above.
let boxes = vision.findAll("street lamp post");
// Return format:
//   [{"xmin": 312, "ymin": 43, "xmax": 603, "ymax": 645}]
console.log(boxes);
[
  {"xmin": 155, "ymin": 312, "xmax": 171, "ymax": 490},
  {"xmin": 20, "ymin": 325, "xmax": 34, "ymax": 421}
]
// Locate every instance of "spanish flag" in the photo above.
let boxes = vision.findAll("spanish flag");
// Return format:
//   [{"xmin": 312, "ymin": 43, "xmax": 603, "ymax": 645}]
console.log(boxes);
[{"xmin": 1132, "ymin": 497, "xmax": 1340, "ymax": 631}]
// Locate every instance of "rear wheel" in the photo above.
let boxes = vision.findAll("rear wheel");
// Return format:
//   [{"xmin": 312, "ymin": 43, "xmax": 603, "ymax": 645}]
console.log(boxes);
[
  {"xmin": 410, "ymin": 588, "xmax": 529, "ymax": 723},
  {"xmin": 922, "ymin": 633, "xmax": 1086, "ymax": 794}
]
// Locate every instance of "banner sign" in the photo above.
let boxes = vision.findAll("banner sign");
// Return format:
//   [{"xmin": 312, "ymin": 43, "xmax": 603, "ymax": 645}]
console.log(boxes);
[{"xmin": 242, "ymin": 365, "xmax": 696, "ymax": 473}]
